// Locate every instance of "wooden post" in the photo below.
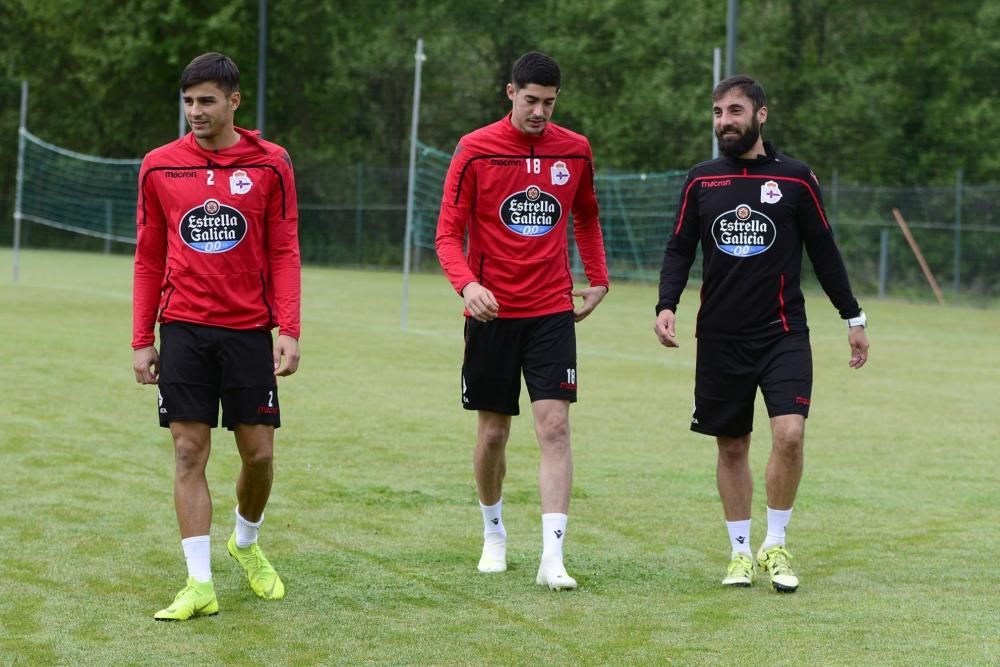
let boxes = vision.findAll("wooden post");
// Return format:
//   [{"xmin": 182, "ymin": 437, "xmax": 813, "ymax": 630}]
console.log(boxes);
[{"xmin": 891, "ymin": 208, "xmax": 945, "ymax": 305}]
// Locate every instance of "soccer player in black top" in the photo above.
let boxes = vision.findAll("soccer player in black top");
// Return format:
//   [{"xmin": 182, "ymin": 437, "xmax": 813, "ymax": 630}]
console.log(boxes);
[{"xmin": 654, "ymin": 75, "xmax": 869, "ymax": 592}]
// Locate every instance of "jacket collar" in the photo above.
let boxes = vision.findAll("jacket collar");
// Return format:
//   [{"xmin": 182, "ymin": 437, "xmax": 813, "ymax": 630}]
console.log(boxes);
[
  {"xmin": 722, "ymin": 139, "xmax": 779, "ymax": 168},
  {"xmin": 500, "ymin": 112, "xmax": 548, "ymax": 144}
]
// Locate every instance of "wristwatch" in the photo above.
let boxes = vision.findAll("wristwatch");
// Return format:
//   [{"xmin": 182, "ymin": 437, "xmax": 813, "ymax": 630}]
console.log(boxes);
[{"xmin": 846, "ymin": 311, "xmax": 867, "ymax": 329}]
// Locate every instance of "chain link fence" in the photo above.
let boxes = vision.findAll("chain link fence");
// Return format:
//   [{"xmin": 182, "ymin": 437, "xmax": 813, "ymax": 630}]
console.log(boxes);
[
  {"xmin": 829, "ymin": 179, "xmax": 999, "ymax": 297},
  {"xmin": 7, "ymin": 161, "xmax": 999, "ymax": 299},
  {"xmin": 292, "ymin": 160, "xmax": 999, "ymax": 299}
]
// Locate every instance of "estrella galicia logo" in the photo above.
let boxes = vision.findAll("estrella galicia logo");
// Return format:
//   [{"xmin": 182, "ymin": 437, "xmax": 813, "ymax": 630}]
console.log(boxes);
[
  {"xmin": 711, "ymin": 204, "xmax": 776, "ymax": 257},
  {"xmin": 499, "ymin": 185, "xmax": 562, "ymax": 237},
  {"xmin": 179, "ymin": 199, "xmax": 248, "ymax": 253}
]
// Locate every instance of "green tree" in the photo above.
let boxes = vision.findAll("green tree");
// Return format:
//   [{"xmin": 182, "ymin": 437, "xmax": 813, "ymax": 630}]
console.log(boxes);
[{"xmin": 2, "ymin": 0, "xmax": 999, "ymax": 217}]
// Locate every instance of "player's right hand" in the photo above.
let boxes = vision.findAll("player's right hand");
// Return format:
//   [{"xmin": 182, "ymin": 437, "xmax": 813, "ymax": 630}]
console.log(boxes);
[
  {"xmin": 133, "ymin": 345, "xmax": 160, "ymax": 384},
  {"xmin": 462, "ymin": 282, "xmax": 500, "ymax": 322},
  {"xmin": 654, "ymin": 310, "xmax": 679, "ymax": 348},
  {"xmin": 274, "ymin": 334, "xmax": 301, "ymax": 377}
]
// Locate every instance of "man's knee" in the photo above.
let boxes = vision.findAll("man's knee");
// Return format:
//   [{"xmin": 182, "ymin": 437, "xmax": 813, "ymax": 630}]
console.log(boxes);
[
  {"xmin": 536, "ymin": 420, "xmax": 568, "ymax": 447},
  {"xmin": 235, "ymin": 425, "xmax": 275, "ymax": 468},
  {"xmin": 534, "ymin": 411, "xmax": 570, "ymax": 451},
  {"xmin": 532, "ymin": 400, "xmax": 569, "ymax": 448},
  {"xmin": 173, "ymin": 429, "xmax": 210, "ymax": 474},
  {"xmin": 771, "ymin": 417, "xmax": 805, "ymax": 456},
  {"xmin": 478, "ymin": 413, "xmax": 511, "ymax": 449},
  {"xmin": 717, "ymin": 435, "xmax": 751, "ymax": 465},
  {"xmin": 242, "ymin": 446, "xmax": 274, "ymax": 469}
]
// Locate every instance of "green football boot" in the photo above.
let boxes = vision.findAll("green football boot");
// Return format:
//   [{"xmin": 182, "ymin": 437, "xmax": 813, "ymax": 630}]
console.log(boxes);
[
  {"xmin": 756, "ymin": 544, "xmax": 800, "ymax": 592},
  {"xmin": 153, "ymin": 577, "xmax": 219, "ymax": 621},
  {"xmin": 721, "ymin": 552, "xmax": 756, "ymax": 587},
  {"xmin": 227, "ymin": 532, "xmax": 286, "ymax": 600}
]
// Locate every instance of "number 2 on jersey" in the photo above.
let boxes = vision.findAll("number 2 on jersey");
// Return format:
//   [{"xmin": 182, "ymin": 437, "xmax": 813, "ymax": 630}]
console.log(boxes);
[{"xmin": 206, "ymin": 169, "xmax": 215, "ymax": 186}]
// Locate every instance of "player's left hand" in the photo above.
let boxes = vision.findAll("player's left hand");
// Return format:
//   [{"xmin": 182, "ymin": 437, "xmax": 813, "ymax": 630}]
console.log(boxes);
[
  {"xmin": 274, "ymin": 334, "xmax": 300, "ymax": 376},
  {"xmin": 572, "ymin": 285, "xmax": 608, "ymax": 322},
  {"xmin": 848, "ymin": 327, "xmax": 869, "ymax": 369}
]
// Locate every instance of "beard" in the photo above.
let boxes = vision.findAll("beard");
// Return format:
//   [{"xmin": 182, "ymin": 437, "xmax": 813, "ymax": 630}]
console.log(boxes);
[{"xmin": 717, "ymin": 116, "xmax": 761, "ymax": 157}]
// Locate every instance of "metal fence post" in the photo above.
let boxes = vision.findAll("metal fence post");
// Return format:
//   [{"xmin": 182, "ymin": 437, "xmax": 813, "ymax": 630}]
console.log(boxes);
[
  {"xmin": 355, "ymin": 162, "xmax": 364, "ymax": 266},
  {"xmin": 878, "ymin": 228, "xmax": 889, "ymax": 299},
  {"xmin": 104, "ymin": 200, "xmax": 113, "ymax": 254},
  {"xmin": 13, "ymin": 81, "xmax": 28, "ymax": 282},
  {"xmin": 953, "ymin": 168, "xmax": 962, "ymax": 291}
]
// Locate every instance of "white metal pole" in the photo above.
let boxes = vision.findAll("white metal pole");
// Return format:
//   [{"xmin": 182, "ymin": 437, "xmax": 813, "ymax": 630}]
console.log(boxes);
[
  {"xmin": 401, "ymin": 38, "xmax": 425, "ymax": 330},
  {"xmin": 179, "ymin": 90, "xmax": 186, "ymax": 138},
  {"xmin": 12, "ymin": 80, "xmax": 28, "ymax": 282},
  {"xmin": 257, "ymin": 0, "xmax": 268, "ymax": 136},
  {"xmin": 726, "ymin": 0, "xmax": 738, "ymax": 77},
  {"xmin": 712, "ymin": 47, "xmax": 721, "ymax": 159}
]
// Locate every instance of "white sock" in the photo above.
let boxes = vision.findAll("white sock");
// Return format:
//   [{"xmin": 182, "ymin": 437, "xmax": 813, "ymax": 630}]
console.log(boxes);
[
  {"xmin": 480, "ymin": 498, "xmax": 506, "ymax": 540},
  {"xmin": 761, "ymin": 507, "xmax": 793, "ymax": 550},
  {"xmin": 726, "ymin": 519, "xmax": 752, "ymax": 556},
  {"xmin": 541, "ymin": 513, "xmax": 568, "ymax": 562},
  {"xmin": 235, "ymin": 508, "xmax": 264, "ymax": 548},
  {"xmin": 181, "ymin": 535, "xmax": 212, "ymax": 583}
]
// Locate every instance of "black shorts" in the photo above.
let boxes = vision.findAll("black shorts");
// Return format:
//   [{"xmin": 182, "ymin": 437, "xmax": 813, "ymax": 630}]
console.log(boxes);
[
  {"xmin": 461, "ymin": 311, "xmax": 577, "ymax": 416},
  {"xmin": 691, "ymin": 333, "xmax": 812, "ymax": 437},
  {"xmin": 157, "ymin": 322, "xmax": 280, "ymax": 430}
]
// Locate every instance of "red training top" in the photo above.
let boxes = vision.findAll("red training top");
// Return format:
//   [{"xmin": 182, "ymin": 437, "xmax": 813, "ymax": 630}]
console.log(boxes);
[
  {"xmin": 132, "ymin": 127, "xmax": 300, "ymax": 349},
  {"xmin": 435, "ymin": 114, "xmax": 609, "ymax": 318}
]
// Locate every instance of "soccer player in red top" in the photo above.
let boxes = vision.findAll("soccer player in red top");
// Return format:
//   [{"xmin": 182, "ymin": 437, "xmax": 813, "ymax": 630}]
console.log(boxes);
[
  {"xmin": 435, "ymin": 51, "xmax": 610, "ymax": 590},
  {"xmin": 132, "ymin": 53, "xmax": 301, "ymax": 620}
]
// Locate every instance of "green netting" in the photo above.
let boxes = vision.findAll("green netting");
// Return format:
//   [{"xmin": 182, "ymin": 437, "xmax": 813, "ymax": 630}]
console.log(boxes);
[
  {"xmin": 19, "ymin": 129, "xmax": 141, "ymax": 244},
  {"xmin": 15, "ymin": 132, "xmax": 995, "ymax": 295},
  {"xmin": 412, "ymin": 141, "xmax": 692, "ymax": 281},
  {"xmin": 411, "ymin": 142, "xmax": 451, "ymax": 262}
]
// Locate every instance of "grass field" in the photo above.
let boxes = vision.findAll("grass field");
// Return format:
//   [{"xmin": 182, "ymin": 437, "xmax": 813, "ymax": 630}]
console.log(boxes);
[{"xmin": 0, "ymin": 248, "xmax": 997, "ymax": 666}]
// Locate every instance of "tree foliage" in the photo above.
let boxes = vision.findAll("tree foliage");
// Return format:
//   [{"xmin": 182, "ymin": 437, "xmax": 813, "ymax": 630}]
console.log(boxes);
[{"xmin": 2, "ymin": 0, "xmax": 999, "ymax": 206}]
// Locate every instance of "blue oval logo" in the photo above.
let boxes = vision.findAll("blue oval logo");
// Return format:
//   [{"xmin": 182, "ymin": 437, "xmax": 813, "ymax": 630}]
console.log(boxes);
[
  {"xmin": 499, "ymin": 186, "xmax": 562, "ymax": 237},
  {"xmin": 179, "ymin": 199, "xmax": 248, "ymax": 253},
  {"xmin": 711, "ymin": 204, "xmax": 776, "ymax": 257}
]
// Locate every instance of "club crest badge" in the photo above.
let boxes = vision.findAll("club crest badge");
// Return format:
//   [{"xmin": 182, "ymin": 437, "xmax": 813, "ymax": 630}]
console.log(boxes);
[
  {"xmin": 230, "ymin": 169, "xmax": 253, "ymax": 195},
  {"xmin": 760, "ymin": 180, "xmax": 782, "ymax": 204},
  {"xmin": 550, "ymin": 160, "xmax": 570, "ymax": 186}
]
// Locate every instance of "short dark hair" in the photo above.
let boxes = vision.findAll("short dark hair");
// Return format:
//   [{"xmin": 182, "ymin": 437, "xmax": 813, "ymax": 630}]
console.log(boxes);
[
  {"xmin": 511, "ymin": 51, "xmax": 561, "ymax": 90},
  {"xmin": 713, "ymin": 75, "xmax": 766, "ymax": 112},
  {"xmin": 180, "ymin": 52, "xmax": 240, "ymax": 94}
]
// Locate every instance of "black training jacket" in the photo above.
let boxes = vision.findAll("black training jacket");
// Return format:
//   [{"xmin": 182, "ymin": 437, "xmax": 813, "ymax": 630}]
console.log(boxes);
[{"xmin": 656, "ymin": 141, "xmax": 861, "ymax": 341}]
